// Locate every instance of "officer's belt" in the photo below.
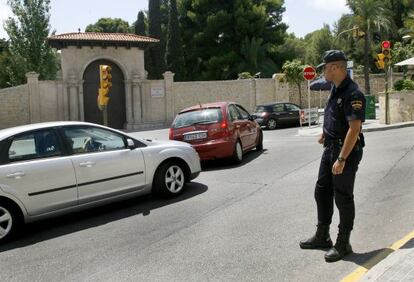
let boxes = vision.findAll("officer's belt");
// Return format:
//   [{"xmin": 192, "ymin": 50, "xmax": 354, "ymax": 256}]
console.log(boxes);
[{"xmin": 324, "ymin": 139, "xmax": 343, "ymax": 147}]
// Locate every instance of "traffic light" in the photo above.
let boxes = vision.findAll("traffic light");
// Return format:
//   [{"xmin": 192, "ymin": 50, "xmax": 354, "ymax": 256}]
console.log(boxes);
[
  {"xmin": 352, "ymin": 25, "xmax": 365, "ymax": 38},
  {"xmin": 98, "ymin": 65, "xmax": 112, "ymax": 109},
  {"xmin": 99, "ymin": 65, "xmax": 112, "ymax": 89},
  {"xmin": 375, "ymin": 53, "xmax": 385, "ymax": 69},
  {"xmin": 381, "ymin": 41, "xmax": 391, "ymax": 64}
]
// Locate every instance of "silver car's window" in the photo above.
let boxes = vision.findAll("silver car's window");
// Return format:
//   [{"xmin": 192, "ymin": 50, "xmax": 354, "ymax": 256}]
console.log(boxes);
[
  {"xmin": 64, "ymin": 127, "xmax": 126, "ymax": 154},
  {"xmin": 8, "ymin": 130, "xmax": 61, "ymax": 162}
]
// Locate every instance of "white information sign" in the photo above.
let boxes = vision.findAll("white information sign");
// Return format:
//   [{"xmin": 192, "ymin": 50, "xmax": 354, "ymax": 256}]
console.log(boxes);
[{"xmin": 151, "ymin": 87, "xmax": 165, "ymax": 97}]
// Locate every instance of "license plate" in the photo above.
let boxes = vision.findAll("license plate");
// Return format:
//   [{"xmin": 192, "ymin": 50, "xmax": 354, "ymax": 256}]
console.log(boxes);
[{"xmin": 184, "ymin": 132, "xmax": 207, "ymax": 141}]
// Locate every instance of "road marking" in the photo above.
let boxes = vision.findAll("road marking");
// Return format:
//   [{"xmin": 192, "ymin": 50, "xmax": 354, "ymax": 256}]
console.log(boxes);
[{"xmin": 340, "ymin": 230, "xmax": 414, "ymax": 282}]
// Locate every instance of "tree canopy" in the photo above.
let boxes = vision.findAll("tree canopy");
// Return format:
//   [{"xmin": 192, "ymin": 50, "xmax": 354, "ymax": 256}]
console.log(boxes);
[
  {"xmin": 4, "ymin": 0, "xmax": 58, "ymax": 86},
  {"xmin": 85, "ymin": 18, "xmax": 132, "ymax": 33}
]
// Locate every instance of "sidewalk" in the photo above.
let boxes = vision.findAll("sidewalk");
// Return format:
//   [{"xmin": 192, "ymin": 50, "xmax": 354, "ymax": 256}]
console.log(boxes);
[
  {"xmin": 297, "ymin": 119, "xmax": 414, "ymax": 282},
  {"xmin": 297, "ymin": 119, "xmax": 414, "ymax": 137}
]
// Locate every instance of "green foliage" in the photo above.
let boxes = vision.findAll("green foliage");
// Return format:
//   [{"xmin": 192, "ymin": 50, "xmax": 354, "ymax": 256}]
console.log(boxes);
[
  {"xmin": 238, "ymin": 72, "xmax": 254, "ymax": 79},
  {"xmin": 134, "ymin": 11, "xmax": 146, "ymax": 36},
  {"xmin": 0, "ymin": 39, "xmax": 13, "ymax": 88},
  {"xmin": 165, "ymin": 0, "xmax": 185, "ymax": 81},
  {"xmin": 344, "ymin": 0, "xmax": 394, "ymax": 94},
  {"xmin": 273, "ymin": 34, "xmax": 306, "ymax": 70},
  {"xmin": 4, "ymin": 0, "xmax": 58, "ymax": 86},
  {"xmin": 303, "ymin": 25, "xmax": 335, "ymax": 66},
  {"xmin": 282, "ymin": 59, "xmax": 305, "ymax": 105},
  {"xmin": 85, "ymin": 18, "xmax": 132, "ymax": 33},
  {"xmin": 394, "ymin": 79, "xmax": 414, "ymax": 90},
  {"xmin": 178, "ymin": 0, "xmax": 287, "ymax": 80},
  {"xmin": 237, "ymin": 37, "xmax": 278, "ymax": 77},
  {"xmin": 393, "ymin": 79, "xmax": 404, "ymax": 90},
  {"xmin": 147, "ymin": 0, "xmax": 165, "ymax": 79}
]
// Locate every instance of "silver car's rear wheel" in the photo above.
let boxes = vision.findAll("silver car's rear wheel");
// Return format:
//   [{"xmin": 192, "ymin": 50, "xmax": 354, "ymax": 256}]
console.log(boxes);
[
  {"xmin": 0, "ymin": 201, "xmax": 20, "ymax": 243},
  {"xmin": 0, "ymin": 207, "xmax": 12, "ymax": 240},
  {"xmin": 153, "ymin": 161, "xmax": 187, "ymax": 198}
]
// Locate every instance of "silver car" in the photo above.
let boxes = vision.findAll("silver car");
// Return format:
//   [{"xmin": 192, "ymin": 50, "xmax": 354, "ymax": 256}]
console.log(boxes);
[{"xmin": 0, "ymin": 121, "xmax": 201, "ymax": 243}]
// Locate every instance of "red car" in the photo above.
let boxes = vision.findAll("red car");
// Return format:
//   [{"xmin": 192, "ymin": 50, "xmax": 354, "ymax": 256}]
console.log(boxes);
[{"xmin": 169, "ymin": 102, "xmax": 263, "ymax": 163}]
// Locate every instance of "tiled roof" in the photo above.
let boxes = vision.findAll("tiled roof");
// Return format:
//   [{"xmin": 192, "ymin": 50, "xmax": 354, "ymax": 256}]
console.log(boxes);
[{"xmin": 47, "ymin": 32, "xmax": 159, "ymax": 49}]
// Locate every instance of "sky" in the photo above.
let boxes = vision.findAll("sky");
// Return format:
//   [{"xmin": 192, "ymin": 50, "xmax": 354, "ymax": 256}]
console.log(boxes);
[{"xmin": 0, "ymin": 0, "xmax": 350, "ymax": 39}]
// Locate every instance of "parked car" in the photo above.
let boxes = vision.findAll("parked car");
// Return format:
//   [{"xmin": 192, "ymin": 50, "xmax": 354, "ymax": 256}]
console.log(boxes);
[
  {"xmin": 252, "ymin": 102, "xmax": 318, "ymax": 129},
  {"xmin": 169, "ymin": 102, "xmax": 263, "ymax": 163},
  {"xmin": 0, "ymin": 121, "xmax": 201, "ymax": 243}
]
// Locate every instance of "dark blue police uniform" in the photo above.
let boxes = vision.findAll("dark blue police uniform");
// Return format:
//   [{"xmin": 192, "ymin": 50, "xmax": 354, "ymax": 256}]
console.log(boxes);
[{"xmin": 315, "ymin": 74, "xmax": 366, "ymax": 234}]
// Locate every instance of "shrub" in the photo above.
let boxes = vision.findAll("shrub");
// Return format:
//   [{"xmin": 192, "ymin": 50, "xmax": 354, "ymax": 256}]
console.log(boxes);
[
  {"xmin": 402, "ymin": 79, "xmax": 414, "ymax": 90},
  {"xmin": 393, "ymin": 79, "xmax": 414, "ymax": 91},
  {"xmin": 394, "ymin": 79, "xmax": 404, "ymax": 91}
]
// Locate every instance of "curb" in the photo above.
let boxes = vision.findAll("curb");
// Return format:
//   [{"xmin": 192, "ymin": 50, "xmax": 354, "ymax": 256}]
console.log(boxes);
[{"xmin": 362, "ymin": 122, "xmax": 414, "ymax": 132}]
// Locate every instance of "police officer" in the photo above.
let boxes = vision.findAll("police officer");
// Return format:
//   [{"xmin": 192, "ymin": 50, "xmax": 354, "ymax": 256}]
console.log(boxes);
[{"xmin": 299, "ymin": 50, "xmax": 365, "ymax": 262}]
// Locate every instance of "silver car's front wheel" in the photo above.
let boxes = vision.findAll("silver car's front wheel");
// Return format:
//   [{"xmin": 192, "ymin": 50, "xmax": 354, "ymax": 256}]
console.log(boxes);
[
  {"xmin": 153, "ymin": 161, "xmax": 187, "ymax": 198},
  {"xmin": 165, "ymin": 165, "xmax": 185, "ymax": 193}
]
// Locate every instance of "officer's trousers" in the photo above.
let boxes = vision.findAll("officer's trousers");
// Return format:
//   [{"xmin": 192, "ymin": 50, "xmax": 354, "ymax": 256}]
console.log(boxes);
[{"xmin": 314, "ymin": 144, "xmax": 363, "ymax": 234}]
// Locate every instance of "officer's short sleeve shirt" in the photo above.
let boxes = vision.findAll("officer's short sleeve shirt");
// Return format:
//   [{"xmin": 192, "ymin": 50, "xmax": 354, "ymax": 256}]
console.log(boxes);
[
  {"xmin": 344, "ymin": 90, "xmax": 365, "ymax": 122},
  {"xmin": 323, "ymin": 75, "xmax": 365, "ymax": 140}
]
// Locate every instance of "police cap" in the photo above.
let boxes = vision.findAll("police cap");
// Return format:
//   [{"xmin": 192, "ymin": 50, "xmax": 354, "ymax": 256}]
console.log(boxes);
[{"xmin": 317, "ymin": 50, "xmax": 348, "ymax": 69}]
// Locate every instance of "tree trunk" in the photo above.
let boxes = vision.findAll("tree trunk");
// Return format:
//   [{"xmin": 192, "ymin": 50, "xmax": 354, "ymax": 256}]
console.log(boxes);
[
  {"xmin": 297, "ymin": 83, "xmax": 302, "ymax": 107},
  {"xmin": 363, "ymin": 32, "xmax": 371, "ymax": 95}
]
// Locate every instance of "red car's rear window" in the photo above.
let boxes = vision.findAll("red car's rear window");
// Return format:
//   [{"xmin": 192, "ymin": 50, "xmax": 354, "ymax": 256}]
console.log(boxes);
[{"xmin": 173, "ymin": 108, "xmax": 223, "ymax": 129}]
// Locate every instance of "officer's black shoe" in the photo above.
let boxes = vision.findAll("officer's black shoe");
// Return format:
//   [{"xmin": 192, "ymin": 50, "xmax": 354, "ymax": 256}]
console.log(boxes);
[
  {"xmin": 300, "ymin": 225, "xmax": 333, "ymax": 249},
  {"xmin": 325, "ymin": 233, "xmax": 353, "ymax": 263}
]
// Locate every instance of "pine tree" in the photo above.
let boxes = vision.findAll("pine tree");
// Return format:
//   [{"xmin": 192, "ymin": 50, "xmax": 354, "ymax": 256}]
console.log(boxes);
[
  {"xmin": 148, "ymin": 0, "xmax": 165, "ymax": 79},
  {"xmin": 135, "ymin": 11, "xmax": 146, "ymax": 36},
  {"xmin": 165, "ymin": 0, "xmax": 185, "ymax": 80}
]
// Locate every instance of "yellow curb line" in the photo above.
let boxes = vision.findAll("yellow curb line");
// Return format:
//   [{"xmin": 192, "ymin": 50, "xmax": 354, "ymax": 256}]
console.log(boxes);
[{"xmin": 340, "ymin": 230, "xmax": 414, "ymax": 282}]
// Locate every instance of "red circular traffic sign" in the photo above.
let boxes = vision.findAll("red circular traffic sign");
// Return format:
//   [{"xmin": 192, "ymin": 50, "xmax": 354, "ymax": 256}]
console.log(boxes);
[{"xmin": 303, "ymin": 66, "xmax": 316, "ymax": 80}]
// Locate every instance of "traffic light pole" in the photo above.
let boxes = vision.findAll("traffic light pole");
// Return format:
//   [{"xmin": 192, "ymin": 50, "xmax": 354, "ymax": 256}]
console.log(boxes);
[
  {"xmin": 384, "ymin": 61, "xmax": 389, "ymax": 125},
  {"xmin": 102, "ymin": 106, "xmax": 108, "ymax": 126}
]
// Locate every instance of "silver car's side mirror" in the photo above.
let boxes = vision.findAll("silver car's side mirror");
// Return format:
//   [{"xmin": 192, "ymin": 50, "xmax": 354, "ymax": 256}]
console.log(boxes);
[{"xmin": 127, "ymin": 139, "xmax": 136, "ymax": 149}]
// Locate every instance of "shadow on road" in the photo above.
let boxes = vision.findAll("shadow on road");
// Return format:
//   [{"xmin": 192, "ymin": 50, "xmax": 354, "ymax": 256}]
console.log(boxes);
[
  {"xmin": 344, "ymin": 248, "xmax": 394, "ymax": 269},
  {"xmin": 201, "ymin": 149, "xmax": 268, "ymax": 171},
  {"xmin": 0, "ymin": 182, "xmax": 208, "ymax": 252}
]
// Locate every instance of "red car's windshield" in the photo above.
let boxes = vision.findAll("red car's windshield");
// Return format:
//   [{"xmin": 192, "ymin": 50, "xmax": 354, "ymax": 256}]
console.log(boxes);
[{"xmin": 173, "ymin": 108, "xmax": 223, "ymax": 129}]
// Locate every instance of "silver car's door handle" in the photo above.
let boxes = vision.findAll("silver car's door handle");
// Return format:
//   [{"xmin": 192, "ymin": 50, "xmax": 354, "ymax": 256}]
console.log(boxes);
[
  {"xmin": 7, "ymin": 172, "xmax": 26, "ymax": 179},
  {"xmin": 79, "ymin": 161, "xmax": 96, "ymax": 168}
]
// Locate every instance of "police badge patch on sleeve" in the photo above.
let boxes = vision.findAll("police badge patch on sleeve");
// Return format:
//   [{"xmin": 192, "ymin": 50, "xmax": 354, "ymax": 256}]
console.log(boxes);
[{"xmin": 351, "ymin": 100, "xmax": 363, "ymax": 110}]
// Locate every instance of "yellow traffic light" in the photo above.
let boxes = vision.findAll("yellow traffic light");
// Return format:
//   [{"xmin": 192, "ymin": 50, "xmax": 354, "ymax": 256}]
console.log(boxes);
[
  {"xmin": 98, "ymin": 88, "xmax": 110, "ymax": 107},
  {"xmin": 381, "ymin": 41, "xmax": 391, "ymax": 64},
  {"xmin": 99, "ymin": 65, "xmax": 112, "ymax": 89},
  {"xmin": 98, "ymin": 65, "xmax": 112, "ymax": 109},
  {"xmin": 375, "ymin": 53, "xmax": 385, "ymax": 69}
]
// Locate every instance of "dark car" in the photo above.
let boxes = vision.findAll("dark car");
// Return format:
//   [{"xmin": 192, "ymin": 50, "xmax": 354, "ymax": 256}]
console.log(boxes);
[
  {"xmin": 169, "ymin": 102, "xmax": 263, "ymax": 163},
  {"xmin": 252, "ymin": 102, "xmax": 314, "ymax": 129}
]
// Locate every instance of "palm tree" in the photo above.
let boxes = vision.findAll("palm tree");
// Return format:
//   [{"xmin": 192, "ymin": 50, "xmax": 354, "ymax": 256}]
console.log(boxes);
[{"xmin": 346, "ymin": 0, "xmax": 393, "ymax": 94}]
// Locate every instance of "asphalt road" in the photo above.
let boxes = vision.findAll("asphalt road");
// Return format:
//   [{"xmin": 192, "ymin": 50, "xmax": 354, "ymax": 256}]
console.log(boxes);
[{"xmin": 1, "ymin": 126, "xmax": 413, "ymax": 282}]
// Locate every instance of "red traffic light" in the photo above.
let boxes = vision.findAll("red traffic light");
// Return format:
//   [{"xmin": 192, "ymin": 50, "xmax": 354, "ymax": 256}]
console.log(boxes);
[{"xmin": 382, "ymin": 41, "xmax": 391, "ymax": 49}]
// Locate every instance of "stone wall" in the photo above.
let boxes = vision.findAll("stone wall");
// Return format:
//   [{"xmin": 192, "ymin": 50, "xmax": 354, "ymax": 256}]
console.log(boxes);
[
  {"xmin": 379, "ymin": 90, "xmax": 414, "ymax": 124},
  {"xmin": 0, "ymin": 72, "xmax": 405, "ymax": 129},
  {"xmin": 0, "ymin": 84, "xmax": 30, "ymax": 129}
]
